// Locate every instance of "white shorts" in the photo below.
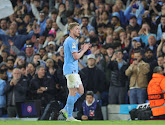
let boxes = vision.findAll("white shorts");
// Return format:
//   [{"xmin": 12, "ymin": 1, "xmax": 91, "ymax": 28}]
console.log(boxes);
[{"xmin": 65, "ymin": 74, "xmax": 82, "ymax": 88}]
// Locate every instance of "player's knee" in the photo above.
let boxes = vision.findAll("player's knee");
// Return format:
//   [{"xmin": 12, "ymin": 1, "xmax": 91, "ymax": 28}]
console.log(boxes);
[
  {"xmin": 69, "ymin": 88, "xmax": 77, "ymax": 96},
  {"xmin": 79, "ymin": 88, "xmax": 84, "ymax": 95}
]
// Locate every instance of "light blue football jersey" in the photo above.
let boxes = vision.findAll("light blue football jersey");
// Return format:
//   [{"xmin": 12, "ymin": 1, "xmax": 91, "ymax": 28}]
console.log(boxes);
[{"xmin": 63, "ymin": 36, "xmax": 78, "ymax": 75}]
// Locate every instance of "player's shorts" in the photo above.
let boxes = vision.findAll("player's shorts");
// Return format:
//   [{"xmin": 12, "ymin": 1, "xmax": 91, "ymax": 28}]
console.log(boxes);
[{"xmin": 65, "ymin": 74, "xmax": 82, "ymax": 88}]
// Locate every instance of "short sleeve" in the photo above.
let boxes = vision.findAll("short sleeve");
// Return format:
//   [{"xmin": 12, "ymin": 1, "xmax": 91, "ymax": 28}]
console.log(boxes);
[{"xmin": 69, "ymin": 41, "xmax": 78, "ymax": 53}]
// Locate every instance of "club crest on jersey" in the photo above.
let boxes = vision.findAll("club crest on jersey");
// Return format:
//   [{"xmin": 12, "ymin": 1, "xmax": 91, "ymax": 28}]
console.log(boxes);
[{"xmin": 72, "ymin": 42, "xmax": 76, "ymax": 48}]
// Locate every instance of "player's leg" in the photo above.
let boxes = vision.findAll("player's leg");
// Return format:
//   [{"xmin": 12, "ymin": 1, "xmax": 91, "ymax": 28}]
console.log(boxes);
[
  {"xmin": 67, "ymin": 88, "xmax": 77, "ymax": 118},
  {"xmin": 74, "ymin": 74, "xmax": 84, "ymax": 103},
  {"xmin": 66, "ymin": 88, "xmax": 81, "ymax": 121},
  {"xmin": 61, "ymin": 74, "xmax": 81, "ymax": 121},
  {"xmin": 63, "ymin": 74, "xmax": 83, "ymax": 111}
]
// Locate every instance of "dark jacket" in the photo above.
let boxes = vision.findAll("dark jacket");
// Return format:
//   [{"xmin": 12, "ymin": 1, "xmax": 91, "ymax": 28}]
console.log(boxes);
[
  {"xmin": 4, "ymin": 77, "xmax": 28, "ymax": 106},
  {"xmin": 29, "ymin": 75, "xmax": 56, "ymax": 107},
  {"xmin": 108, "ymin": 60, "xmax": 128, "ymax": 87},
  {"xmin": 77, "ymin": 100, "xmax": 103, "ymax": 120},
  {"xmin": 127, "ymin": 24, "xmax": 140, "ymax": 32},
  {"xmin": 79, "ymin": 66, "xmax": 106, "ymax": 93},
  {"xmin": 145, "ymin": 44, "xmax": 158, "ymax": 60}
]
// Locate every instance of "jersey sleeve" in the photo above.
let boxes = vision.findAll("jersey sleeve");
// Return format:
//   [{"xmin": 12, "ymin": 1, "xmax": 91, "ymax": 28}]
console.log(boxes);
[{"xmin": 69, "ymin": 41, "xmax": 78, "ymax": 53}]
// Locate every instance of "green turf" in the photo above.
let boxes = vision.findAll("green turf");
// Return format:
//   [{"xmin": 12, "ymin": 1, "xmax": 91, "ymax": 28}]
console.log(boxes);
[{"xmin": 0, "ymin": 121, "xmax": 165, "ymax": 125}]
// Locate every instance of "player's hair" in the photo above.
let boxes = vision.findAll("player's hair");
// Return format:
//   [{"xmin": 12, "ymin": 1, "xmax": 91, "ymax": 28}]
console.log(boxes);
[{"xmin": 68, "ymin": 22, "xmax": 79, "ymax": 31}]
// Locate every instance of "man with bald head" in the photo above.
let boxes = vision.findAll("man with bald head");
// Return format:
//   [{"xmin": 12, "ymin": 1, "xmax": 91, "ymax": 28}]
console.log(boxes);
[{"xmin": 146, "ymin": 34, "xmax": 158, "ymax": 59}]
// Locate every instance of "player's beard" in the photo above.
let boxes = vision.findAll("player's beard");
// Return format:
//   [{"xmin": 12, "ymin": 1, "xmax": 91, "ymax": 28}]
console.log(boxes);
[{"xmin": 74, "ymin": 32, "xmax": 80, "ymax": 37}]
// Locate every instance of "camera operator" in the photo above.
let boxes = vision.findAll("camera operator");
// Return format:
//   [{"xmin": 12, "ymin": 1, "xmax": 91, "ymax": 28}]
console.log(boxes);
[{"xmin": 125, "ymin": 50, "xmax": 150, "ymax": 104}]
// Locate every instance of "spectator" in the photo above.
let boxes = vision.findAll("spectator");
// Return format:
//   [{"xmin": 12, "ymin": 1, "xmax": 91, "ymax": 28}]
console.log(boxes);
[
  {"xmin": 0, "ymin": 69, "xmax": 7, "ymax": 117},
  {"xmin": 80, "ymin": 54, "xmax": 106, "ymax": 101},
  {"xmin": 39, "ymin": 48, "xmax": 46, "ymax": 60},
  {"xmin": 125, "ymin": 50, "xmax": 150, "ymax": 104},
  {"xmin": 80, "ymin": 17, "xmax": 95, "ymax": 33},
  {"xmin": 29, "ymin": 66, "xmax": 56, "ymax": 108},
  {"xmin": 128, "ymin": 37, "xmax": 144, "ymax": 64},
  {"xmin": 6, "ymin": 59, "xmax": 15, "ymax": 82},
  {"xmin": 157, "ymin": 55, "xmax": 164, "ymax": 67},
  {"xmin": 147, "ymin": 66, "xmax": 165, "ymax": 119},
  {"xmin": 104, "ymin": 35, "xmax": 113, "ymax": 44},
  {"xmin": 112, "ymin": 4, "xmax": 125, "ymax": 26},
  {"xmin": 0, "ymin": 24, "xmax": 38, "ymax": 51},
  {"xmin": 0, "ymin": 62, "xmax": 7, "ymax": 71},
  {"xmin": 138, "ymin": 22, "xmax": 152, "ymax": 46},
  {"xmin": 0, "ymin": 19, "xmax": 8, "ymax": 35},
  {"xmin": 108, "ymin": 50, "xmax": 128, "ymax": 104},
  {"xmin": 47, "ymin": 41, "xmax": 57, "ymax": 59},
  {"xmin": 124, "ymin": 0, "xmax": 144, "ymax": 25},
  {"xmin": 1, "ymin": 50, "xmax": 9, "ymax": 63},
  {"xmin": 43, "ymin": 34, "xmax": 56, "ymax": 48},
  {"xmin": 43, "ymin": 19, "xmax": 53, "ymax": 37},
  {"xmin": 4, "ymin": 68, "xmax": 28, "ymax": 117},
  {"xmin": 32, "ymin": 53, "xmax": 41, "ymax": 67},
  {"xmin": 111, "ymin": 14, "xmax": 123, "ymax": 33},
  {"xmin": 14, "ymin": 55, "xmax": 26, "ymax": 68},
  {"xmin": 31, "ymin": 1, "xmax": 48, "ymax": 35},
  {"xmin": 77, "ymin": 91, "xmax": 103, "ymax": 120},
  {"xmin": 157, "ymin": 15, "xmax": 165, "ymax": 41},
  {"xmin": 157, "ymin": 37, "xmax": 165, "ymax": 57},
  {"xmin": 25, "ymin": 42, "xmax": 35, "ymax": 63},
  {"xmin": 127, "ymin": 15, "xmax": 140, "ymax": 32},
  {"xmin": 45, "ymin": 58, "xmax": 57, "ymax": 78},
  {"xmin": 26, "ymin": 63, "xmax": 36, "ymax": 81},
  {"xmin": 145, "ymin": 34, "xmax": 158, "ymax": 59},
  {"xmin": 143, "ymin": 48, "xmax": 157, "ymax": 82},
  {"xmin": 149, "ymin": 0, "xmax": 161, "ymax": 16}
]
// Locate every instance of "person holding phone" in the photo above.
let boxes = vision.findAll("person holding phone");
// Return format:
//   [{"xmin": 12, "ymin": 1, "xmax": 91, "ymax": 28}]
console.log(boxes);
[{"xmin": 125, "ymin": 50, "xmax": 150, "ymax": 104}]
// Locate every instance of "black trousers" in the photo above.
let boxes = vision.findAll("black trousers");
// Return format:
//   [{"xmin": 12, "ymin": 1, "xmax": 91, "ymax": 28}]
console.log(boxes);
[{"xmin": 7, "ymin": 106, "xmax": 17, "ymax": 117}]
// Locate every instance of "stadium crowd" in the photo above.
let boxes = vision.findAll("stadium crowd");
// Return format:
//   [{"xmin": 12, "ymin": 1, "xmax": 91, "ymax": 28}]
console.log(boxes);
[{"xmin": 0, "ymin": 0, "xmax": 165, "ymax": 118}]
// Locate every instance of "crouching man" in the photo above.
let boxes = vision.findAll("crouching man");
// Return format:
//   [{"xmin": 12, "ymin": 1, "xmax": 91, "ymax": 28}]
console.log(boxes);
[{"xmin": 77, "ymin": 91, "xmax": 103, "ymax": 120}]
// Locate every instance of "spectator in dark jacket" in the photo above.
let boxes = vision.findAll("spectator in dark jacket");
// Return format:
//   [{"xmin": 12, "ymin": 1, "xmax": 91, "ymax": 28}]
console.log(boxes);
[
  {"xmin": 108, "ymin": 50, "xmax": 128, "ymax": 104},
  {"xmin": 143, "ymin": 48, "xmax": 157, "ymax": 82},
  {"xmin": 127, "ymin": 15, "xmax": 140, "ymax": 32},
  {"xmin": 80, "ymin": 54, "xmax": 106, "ymax": 101},
  {"xmin": 77, "ymin": 91, "xmax": 103, "ymax": 120},
  {"xmin": 4, "ymin": 68, "xmax": 28, "ymax": 117},
  {"xmin": 29, "ymin": 65, "xmax": 56, "ymax": 108}
]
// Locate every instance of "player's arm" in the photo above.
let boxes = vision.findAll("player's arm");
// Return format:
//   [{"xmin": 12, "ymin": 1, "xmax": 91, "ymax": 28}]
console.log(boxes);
[
  {"xmin": 72, "ymin": 51, "xmax": 86, "ymax": 60},
  {"xmin": 72, "ymin": 43, "xmax": 91, "ymax": 60}
]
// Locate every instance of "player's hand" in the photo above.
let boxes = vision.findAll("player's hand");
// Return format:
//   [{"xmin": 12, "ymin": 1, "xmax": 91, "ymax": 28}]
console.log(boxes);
[{"xmin": 82, "ymin": 43, "xmax": 92, "ymax": 52}]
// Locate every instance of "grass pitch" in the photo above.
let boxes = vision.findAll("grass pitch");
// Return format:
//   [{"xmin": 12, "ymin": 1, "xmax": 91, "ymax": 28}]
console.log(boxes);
[{"xmin": 0, "ymin": 120, "xmax": 165, "ymax": 125}]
